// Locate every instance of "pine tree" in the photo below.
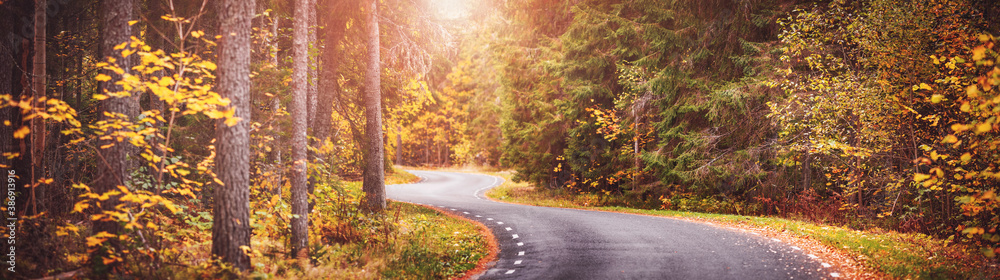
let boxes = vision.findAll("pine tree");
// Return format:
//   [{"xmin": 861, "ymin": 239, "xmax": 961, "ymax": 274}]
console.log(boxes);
[
  {"xmin": 362, "ymin": 0, "xmax": 386, "ymax": 212},
  {"xmin": 212, "ymin": 0, "xmax": 253, "ymax": 271},
  {"xmin": 290, "ymin": 0, "xmax": 311, "ymax": 256}
]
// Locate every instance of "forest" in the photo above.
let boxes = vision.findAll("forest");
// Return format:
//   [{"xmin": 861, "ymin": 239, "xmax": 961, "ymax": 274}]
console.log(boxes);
[{"xmin": 1, "ymin": 0, "xmax": 1000, "ymax": 278}]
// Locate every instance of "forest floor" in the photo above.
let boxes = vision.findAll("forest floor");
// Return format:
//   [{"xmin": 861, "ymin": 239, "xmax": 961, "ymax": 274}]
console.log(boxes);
[{"xmin": 408, "ymin": 166, "xmax": 999, "ymax": 280}]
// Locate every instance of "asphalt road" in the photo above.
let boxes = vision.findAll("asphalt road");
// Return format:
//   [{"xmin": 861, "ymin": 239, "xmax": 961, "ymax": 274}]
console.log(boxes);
[{"xmin": 386, "ymin": 170, "xmax": 839, "ymax": 280}]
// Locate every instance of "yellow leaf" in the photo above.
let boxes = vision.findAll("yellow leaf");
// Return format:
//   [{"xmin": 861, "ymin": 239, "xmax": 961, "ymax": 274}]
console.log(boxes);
[
  {"xmin": 914, "ymin": 173, "xmax": 931, "ymax": 182},
  {"xmin": 113, "ymin": 42, "xmax": 128, "ymax": 50},
  {"xmin": 128, "ymin": 20, "xmax": 138, "ymax": 26},
  {"xmin": 86, "ymin": 236, "xmax": 104, "ymax": 248},
  {"xmin": 198, "ymin": 61, "xmax": 217, "ymax": 71},
  {"xmin": 976, "ymin": 123, "xmax": 992, "ymax": 134},
  {"xmin": 961, "ymin": 102, "xmax": 971, "ymax": 112},
  {"xmin": 931, "ymin": 94, "xmax": 944, "ymax": 103},
  {"xmin": 972, "ymin": 46, "xmax": 987, "ymax": 62},
  {"xmin": 73, "ymin": 201, "xmax": 89, "ymax": 213},
  {"xmin": 969, "ymin": 85, "xmax": 982, "ymax": 98},
  {"xmin": 961, "ymin": 153, "xmax": 972, "ymax": 164},
  {"xmin": 919, "ymin": 83, "xmax": 933, "ymax": 91},
  {"xmin": 163, "ymin": 201, "xmax": 179, "ymax": 213},
  {"xmin": 225, "ymin": 116, "xmax": 241, "ymax": 127},
  {"xmin": 952, "ymin": 124, "xmax": 971, "ymax": 133},
  {"xmin": 140, "ymin": 53, "xmax": 161, "ymax": 67},
  {"xmin": 13, "ymin": 126, "xmax": 29, "ymax": 139},
  {"xmin": 56, "ymin": 224, "xmax": 79, "ymax": 236},
  {"xmin": 157, "ymin": 76, "xmax": 175, "ymax": 87},
  {"xmin": 95, "ymin": 74, "xmax": 112, "ymax": 82}
]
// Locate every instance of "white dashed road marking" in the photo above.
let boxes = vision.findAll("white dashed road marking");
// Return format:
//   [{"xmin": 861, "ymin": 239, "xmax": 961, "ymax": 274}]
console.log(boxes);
[
  {"xmin": 506, "ymin": 270, "xmax": 515, "ymax": 274},
  {"xmin": 505, "ymin": 227, "xmax": 512, "ymax": 231},
  {"xmin": 822, "ymin": 263, "xmax": 832, "ymax": 268},
  {"xmin": 512, "ymin": 234, "xmax": 519, "ymax": 239},
  {"xmin": 830, "ymin": 272, "xmax": 841, "ymax": 277},
  {"xmin": 517, "ymin": 242, "xmax": 523, "ymax": 246},
  {"xmin": 514, "ymin": 260, "xmax": 522, "ymax": 265},
  {"xmin": 497, "ymin": 222, "xmax": 504, "ymax": 225},
  {"xmin": 518, "ymin": 251, "xmax": 525, "ymax": 256}
]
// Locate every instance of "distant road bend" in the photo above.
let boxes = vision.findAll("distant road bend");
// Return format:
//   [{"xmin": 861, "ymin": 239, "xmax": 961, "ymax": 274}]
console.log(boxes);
[{"xmin": 386, "ymin": 170, "xmax": 840, "ymax": 280}]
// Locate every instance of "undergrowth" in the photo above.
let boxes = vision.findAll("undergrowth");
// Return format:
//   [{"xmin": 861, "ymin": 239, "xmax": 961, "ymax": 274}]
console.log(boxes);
[{"xmin": 31, "ymin": 168, "xmax": 485, "ymax": 279}]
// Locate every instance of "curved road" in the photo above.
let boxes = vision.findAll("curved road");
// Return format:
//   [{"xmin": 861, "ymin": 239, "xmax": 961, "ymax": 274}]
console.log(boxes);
[{"xmin": 386, "ymin": 171, "xmax": 838, "ymax": 279}]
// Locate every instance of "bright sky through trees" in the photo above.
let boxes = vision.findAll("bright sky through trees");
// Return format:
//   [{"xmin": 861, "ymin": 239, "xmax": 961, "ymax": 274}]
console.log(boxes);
[{"xmin": 434, "ymin": 0, "xmax": 470, "ymax": 19}]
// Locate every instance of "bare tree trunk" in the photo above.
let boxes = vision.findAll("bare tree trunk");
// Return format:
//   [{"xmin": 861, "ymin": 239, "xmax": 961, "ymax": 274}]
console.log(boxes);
[
  {"xmin": 212, "ymin": 0, "xmax": 253, "ymax": 271},
  {"xmin": 363, "ymin": 0, "xmax": 385, "ymax": 212},
  {"xmin": 306, "ymin": 0, "xmax": 318, "ymax": 219},
  {"xmin": 315, "ymin": 0, "xmax": 339, "ymax": 148},
  {"xmin": 290, "ymin": 0, "xmax": 310, "ymax": 257},
  {"xmin": 31, "ymin": 0, "xmax": 47, "ymax": 215},
  {"xmin": 271, "ymin": 15, "xmax": 279, "ymax": 66},
  {"xmin": 307, "ymin": 0, "xmax": 318, "ymax": 129},
  {"xmin": 92, "ymin": 0, "xmax": 137, "ymax": 272},
  {"xmin": 271, "ymin": 97, "xmax": 283, "ymax": 197}
]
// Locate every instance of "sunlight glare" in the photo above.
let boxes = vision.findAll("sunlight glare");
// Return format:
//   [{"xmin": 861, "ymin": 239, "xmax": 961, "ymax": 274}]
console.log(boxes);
[{"xmin": 435, "ymin": 0, "xmax": 469, "ymax": 19}]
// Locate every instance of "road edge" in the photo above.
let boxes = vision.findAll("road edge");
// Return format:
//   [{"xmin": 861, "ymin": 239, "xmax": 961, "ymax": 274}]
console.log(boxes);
[{"xmin": 388, "ymin": 200, "xmax": 500, "ymax": 280}]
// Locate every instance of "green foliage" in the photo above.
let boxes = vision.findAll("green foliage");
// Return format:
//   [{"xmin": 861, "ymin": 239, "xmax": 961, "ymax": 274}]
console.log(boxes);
[{"xmin": 492, "ymin": 0, "xmax": 785, "ymax": 203}]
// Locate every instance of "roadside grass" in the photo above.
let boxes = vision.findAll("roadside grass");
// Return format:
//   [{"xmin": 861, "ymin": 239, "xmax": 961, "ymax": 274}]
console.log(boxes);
[{"xmin": 484, "ymin": 171, "xmax": 998, "ymax": 280}]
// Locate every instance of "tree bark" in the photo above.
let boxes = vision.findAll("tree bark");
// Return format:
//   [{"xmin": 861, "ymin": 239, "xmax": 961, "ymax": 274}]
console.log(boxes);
[
  {"xmin": 290, "ymin": 0, "xmax": 310, "ymax": 257},
  {"xmin": 212, "ymin": 0, "xmax": 253, "ymax": 271},
  {"xmin": 306, "ymin": 0, "xmax": 318, "ymax": 218},
  {"xmin": 363, "ymin": 0, "xmax": 385, "ymax": 212},
  {"xmin": 31, "ymin": 0, "xmax": 47, "ymax": 216},
  {"xmin": 307, "ymin": 0, "xmax": 318, "ymax": 129},
  {"xmin": 271, "ymin": 15, "xmax": 279, "ymax": 66},
  {"xmin": 92, "ymin": 0, "xmax": 137, "ymax": 272}
]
